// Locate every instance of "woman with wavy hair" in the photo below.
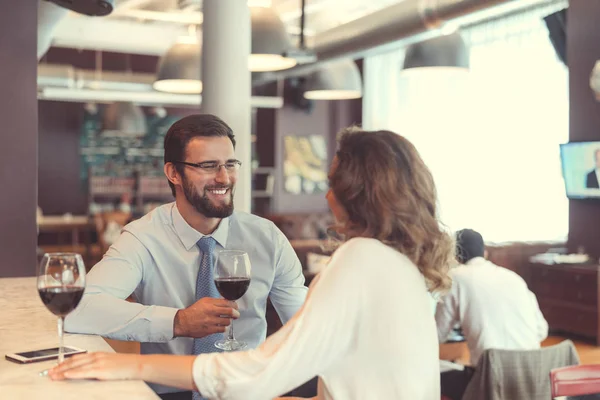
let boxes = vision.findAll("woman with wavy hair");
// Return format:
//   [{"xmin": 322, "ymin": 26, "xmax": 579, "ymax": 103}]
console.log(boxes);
[{"xmin": 49, "ymin": 128, "xmax": 453, "ymax": 400}]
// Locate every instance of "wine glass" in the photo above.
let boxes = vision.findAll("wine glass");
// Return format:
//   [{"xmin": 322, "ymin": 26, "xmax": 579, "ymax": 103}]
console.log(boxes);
[
  {"xmin": 37, "ymin": 253, "xmax": 86, "ymax": 364},
  {"xmin": 213, "ymin": 250, "xmax": 251, "ymax": 351}
]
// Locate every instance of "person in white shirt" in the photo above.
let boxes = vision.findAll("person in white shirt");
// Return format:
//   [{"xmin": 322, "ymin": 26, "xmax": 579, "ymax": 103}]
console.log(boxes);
[
  {"xmin": 64, "ymin": 114, "xmax": 308, "ymax": 399},
  {"xmin": 586, "ymin": 149, "xmax": 600, "ymax": 188},
  {"xmin": 51, "ymin": 127, "xmax": 455, "ymax": 400},
  {"xmin": 436, "ymin": 229, "xmax": 549, "ymax": 400}
]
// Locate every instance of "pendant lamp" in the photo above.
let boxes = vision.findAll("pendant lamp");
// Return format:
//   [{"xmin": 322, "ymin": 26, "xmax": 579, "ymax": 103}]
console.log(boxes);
[
  {"xmin": 153, "ymin": 36, "xmax": 202, "ymax": 94},
  {"xmin": 303, "ymin": 59, "xmax": 362, "ymax": 100},
  {"xmin": 402, "ymin": 32, "xmax": 469, "ymax": 73},
  {"xmin": 250, "ymin": 6, "xmax": 297, "ymax": 72}
]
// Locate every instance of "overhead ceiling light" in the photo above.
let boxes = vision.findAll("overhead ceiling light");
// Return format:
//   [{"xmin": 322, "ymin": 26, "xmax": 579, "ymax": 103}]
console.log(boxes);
[
  {"xmin": 47, "ymin": 0, "xmax": 114, "ymax": 16},
  {"xmin": 39, "ymin": 87, "xmax": 285, "ymax": 109},
  {"xmin": 102, "ymin": 102, "xmax": 147, "ymax": 136},
  {"xmin": 250, "ymin": 6, "xmax": 297, "ymax": 72},
  {"xmin": 304, "ymin": 59, "xmax": 362, "ymax": 100},
  {"xmin": 153, "ymin": 36, "xmax": 202, "ymax": 94},
  {"xmin": 402, "ymin": 32, "xmax": 470, "ymax": 74}
]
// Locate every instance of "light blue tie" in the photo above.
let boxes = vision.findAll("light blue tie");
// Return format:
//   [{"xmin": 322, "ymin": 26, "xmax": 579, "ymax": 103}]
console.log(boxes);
[{"xmin": 192, "ymin": 236, "xmax": 222, "ymax": 400}]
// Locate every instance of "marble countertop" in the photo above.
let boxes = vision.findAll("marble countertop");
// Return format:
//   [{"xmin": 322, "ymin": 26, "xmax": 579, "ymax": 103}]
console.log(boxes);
[{"xmin": 0, "ymin": 277, "xmax": 159, "ymax": 399}]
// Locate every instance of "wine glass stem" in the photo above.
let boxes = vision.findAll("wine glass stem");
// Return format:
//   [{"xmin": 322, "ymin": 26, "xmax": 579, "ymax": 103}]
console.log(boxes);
[
  {"xmin": 228, "ymin": 319, "xmax": 235, "ymax": 341},
  {"xmin": 57, "ymin": 316, "xmax": 65, "ymax": 364}
]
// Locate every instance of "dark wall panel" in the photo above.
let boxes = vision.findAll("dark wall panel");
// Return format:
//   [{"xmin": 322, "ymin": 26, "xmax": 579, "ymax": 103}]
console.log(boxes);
[
  {"xmin": 567, "ymin": 0, "xmax": 600, "ymax": 258},
  {"xmin": 0, "ymin": 2, "xmax": 38, "ymax": 277},
  {"xmin": 38, "ymin": 101, "xmax": 87, "ymax": 215}
]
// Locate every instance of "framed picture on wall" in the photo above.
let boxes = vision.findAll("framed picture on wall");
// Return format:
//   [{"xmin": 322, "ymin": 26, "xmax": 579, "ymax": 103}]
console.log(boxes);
[{"xmin": 283, "ymin": 135, "xmax": 328, "ymax": 195}]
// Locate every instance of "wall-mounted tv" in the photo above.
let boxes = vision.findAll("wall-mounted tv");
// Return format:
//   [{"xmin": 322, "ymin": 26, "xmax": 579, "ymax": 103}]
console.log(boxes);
[{"xmin": 560, "ymin": 141, "xmax": 600, "ymax": 199}]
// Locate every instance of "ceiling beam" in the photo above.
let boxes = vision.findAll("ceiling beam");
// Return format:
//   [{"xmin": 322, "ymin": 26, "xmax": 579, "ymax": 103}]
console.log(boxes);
[
  {"xmin": 51, "ymin": 16, "xmax": 188, "ymax": 55},
  {"xmin": 110, "ymin": 9, "xmax": 203, "ymax": 24},
  {"xmin": 38, "ymin": 88, "xmax": 284, "ymax": 109},
  {"xmin": 114, "ymin": 0, "xmax": 155, "ymax": 11}
]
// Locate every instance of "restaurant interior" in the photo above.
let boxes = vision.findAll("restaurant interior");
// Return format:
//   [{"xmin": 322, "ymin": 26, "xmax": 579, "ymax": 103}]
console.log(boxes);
[{"xmin": 2, "ymin": 0, "xmax": 600, "ymax": 398}]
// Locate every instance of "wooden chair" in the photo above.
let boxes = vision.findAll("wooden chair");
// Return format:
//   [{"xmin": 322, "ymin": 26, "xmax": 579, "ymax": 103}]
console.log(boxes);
[{"xmin": 551, "ymin": 365, "xmax": 600, "ymax": 398}]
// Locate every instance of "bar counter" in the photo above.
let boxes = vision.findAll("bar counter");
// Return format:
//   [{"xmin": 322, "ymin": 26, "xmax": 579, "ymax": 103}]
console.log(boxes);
[{"xmin": 0, "ymin": 277, "xmax": 159, "ymax": 399}]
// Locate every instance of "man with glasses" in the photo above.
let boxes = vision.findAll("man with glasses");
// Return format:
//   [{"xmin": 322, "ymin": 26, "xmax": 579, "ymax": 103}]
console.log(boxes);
[{"xmin": 65, "ymin": 114, "xmax": 308, "ymax": 399}]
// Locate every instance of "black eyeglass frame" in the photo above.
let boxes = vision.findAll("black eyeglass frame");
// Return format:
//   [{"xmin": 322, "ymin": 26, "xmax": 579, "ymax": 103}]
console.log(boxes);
[{"xmin": 171, "ymin": 160, "xmax": 242, "ymax": 173}]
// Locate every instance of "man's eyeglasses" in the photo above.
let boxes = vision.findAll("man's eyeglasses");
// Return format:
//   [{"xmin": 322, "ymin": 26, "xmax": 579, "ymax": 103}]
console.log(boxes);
[{"xmin": 173, "ymin": 160, "xmax": 242, "ymax": 174}]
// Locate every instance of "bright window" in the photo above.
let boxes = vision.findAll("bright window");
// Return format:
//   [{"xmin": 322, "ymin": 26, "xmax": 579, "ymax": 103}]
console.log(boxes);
[{"xmin": 363, "ymin": 5, "xmax": 568, "ymax": 243}]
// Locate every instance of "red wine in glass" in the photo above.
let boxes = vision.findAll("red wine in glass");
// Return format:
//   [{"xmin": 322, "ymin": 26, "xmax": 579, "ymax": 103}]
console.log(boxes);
[
  {"xmin": 37, "ymin": 253, "xmax": 86, "ymax": 367},
  {"xmin": 215, "ymin": 277, "xmax": 251, "ymax": 301},
  {"xmin": 38, "ymin": 286, "xmax": 85, "ymax": 317},
  {"xmin": 213, "ymin": 250, "xmax": 251, "ymax": 351}
]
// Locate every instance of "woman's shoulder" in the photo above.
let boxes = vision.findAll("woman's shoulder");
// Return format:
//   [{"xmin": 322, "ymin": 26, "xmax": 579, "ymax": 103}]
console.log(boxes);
[
  {"xmin": 336, "ymin": 237, "xmax": 405, "ymax": 255},
  {"xmin": 318, "ymin": 237, "xmax": 423, "ymax": 295},
  {"xmin": 331, "ymin": 237, "xmax": 413, "ymax": 270},
  {"xmin": 336, "ymin": 237, "xmax": 384, "ymax": 253}
]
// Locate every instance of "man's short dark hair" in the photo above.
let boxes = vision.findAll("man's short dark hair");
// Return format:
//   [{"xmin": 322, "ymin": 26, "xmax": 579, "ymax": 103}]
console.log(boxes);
[
  {"xmin": 163, "ymin": 114, "xmax": 236, "ymax": 196},
  {"xmin": 455, "ymin": 229, "xmax": 485, "ymax": 264}
]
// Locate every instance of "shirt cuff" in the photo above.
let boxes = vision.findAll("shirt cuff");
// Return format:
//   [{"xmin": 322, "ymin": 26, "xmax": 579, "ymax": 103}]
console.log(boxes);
[{"xmin": 149, "ymin": 305, "xmax": 178, "ymax": 341}]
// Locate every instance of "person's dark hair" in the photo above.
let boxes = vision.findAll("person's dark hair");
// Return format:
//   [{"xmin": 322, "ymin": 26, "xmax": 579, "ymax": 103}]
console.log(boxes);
[
  {"xmin": 163, "ymin": 114, "xmax": 236, "ymax": 196},
  {"xmin": 329, "ymin": 127, "xmax": 453, "ymax": 292},
  {"xmin": 455, "ymin": 229, "xmax": 485, "ymax": 264}
]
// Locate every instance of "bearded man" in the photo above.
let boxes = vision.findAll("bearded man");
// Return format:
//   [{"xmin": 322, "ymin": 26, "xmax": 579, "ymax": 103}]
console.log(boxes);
[{"xmin": 66, "ymin": 114, "xmax": 308, "ymax": 399}]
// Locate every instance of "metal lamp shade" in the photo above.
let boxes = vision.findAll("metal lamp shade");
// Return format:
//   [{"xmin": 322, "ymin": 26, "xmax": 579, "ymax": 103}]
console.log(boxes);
[
  {"xmin": 250, "ymin": 6, "xmax": 297, "ymax": 72},
  {"xmin": 402, "ymin": 32, "xmax": 469, "ymax": 73},
  {"xmin": 47, "ymin": 0, "xmax": 114, "ymax": 16},
  {"xmin": 304, "ymin": 60, "xmax": 362, "ymax": 100},
  {"xmin": 153, "ymin": 38, "xmax": 202, "ymax": 94},
  {"xmin": 102, "ymin": 102, "xmax": 147, "ymax": 136}
]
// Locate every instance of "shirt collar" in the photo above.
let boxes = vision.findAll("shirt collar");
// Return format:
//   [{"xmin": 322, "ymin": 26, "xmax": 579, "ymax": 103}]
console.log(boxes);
[{"xmin": 171, "ymin": 203, "xmax": 230, "ymax": 251}]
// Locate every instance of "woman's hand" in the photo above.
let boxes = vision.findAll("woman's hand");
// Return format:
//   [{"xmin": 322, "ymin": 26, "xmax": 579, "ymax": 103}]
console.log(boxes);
[{"xmin": 48, "ymin": 352, "xmax": 143, "ymax": 381}]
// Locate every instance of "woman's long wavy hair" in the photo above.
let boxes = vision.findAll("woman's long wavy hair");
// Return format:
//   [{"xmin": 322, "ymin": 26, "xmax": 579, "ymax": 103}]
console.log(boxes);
[{"xmin": 329, "ymin": 127, "xmax": 453, "ymax": 292}]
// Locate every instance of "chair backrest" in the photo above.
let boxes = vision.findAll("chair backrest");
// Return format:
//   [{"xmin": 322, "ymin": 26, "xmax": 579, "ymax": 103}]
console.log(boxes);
[
  {"xmin": 551, "ymin": 365, "xmax": 600, "ymax": 398},
  {"xmin": 462, "ymin": 340, "xmax": 580, "ymax": 400}
]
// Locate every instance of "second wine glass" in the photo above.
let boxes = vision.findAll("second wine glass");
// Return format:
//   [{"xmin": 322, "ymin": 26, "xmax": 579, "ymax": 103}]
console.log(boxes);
[
  {"xmin": 37, "ymin": 253, "xmax": 86, "ymax": 364},
  {"xmin": 213, "ymin": 250, "xmax": 251, "ymax": 351}
]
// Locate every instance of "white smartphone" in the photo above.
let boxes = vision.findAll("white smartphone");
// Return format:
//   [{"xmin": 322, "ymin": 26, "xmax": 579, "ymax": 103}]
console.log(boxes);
[{"xmin": 5, "ymin": 346, "xmax": 87, "ymax": 364}]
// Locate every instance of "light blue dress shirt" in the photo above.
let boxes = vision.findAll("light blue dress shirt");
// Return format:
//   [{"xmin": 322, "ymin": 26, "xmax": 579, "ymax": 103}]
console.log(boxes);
[{"xmin": 65, "ymin": 202, "xmax": 308, "ymax": 393}]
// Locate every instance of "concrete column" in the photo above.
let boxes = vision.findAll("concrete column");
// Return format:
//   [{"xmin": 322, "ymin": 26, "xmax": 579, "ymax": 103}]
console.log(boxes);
[
  {"xmin": 202, "ymin": 0, "xmax": 252, "ymax": 213},
  {"xmin": 0, "ymin": 1, "xmax": 38, "ymax": 276}
]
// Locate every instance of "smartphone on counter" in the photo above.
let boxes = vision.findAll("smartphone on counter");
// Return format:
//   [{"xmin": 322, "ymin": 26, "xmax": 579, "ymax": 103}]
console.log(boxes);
[{"xmin": 5, "ymin": 346, "xmax": 87, "ymax": 364}]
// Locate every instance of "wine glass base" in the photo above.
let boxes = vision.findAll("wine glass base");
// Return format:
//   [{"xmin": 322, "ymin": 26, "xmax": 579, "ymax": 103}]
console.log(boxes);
[
  {"xmin": 215, "ymin": 339, "xmax": 247, "ymax": 351},
  {"xmin": 39, "ymin": 357, "xmax": 63, "ymax": 377}
]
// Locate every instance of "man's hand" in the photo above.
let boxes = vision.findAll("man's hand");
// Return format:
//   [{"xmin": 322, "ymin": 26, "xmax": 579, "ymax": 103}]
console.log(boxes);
[{"xmin": 173, "ymin": 298, "xmax": 240, "ymax": 338}]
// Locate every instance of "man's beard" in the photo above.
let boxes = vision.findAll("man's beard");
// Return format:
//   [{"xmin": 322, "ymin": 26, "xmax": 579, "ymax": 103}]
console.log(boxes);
[{"xmin": 182, "ymin": 174, "xmax": 234, "ymax": 218}]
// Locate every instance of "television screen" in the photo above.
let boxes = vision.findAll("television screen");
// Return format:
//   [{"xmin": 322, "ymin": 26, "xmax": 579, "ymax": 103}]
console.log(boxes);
[{"xmin": 560, "ymin": 141, "xmax": 600, "ymax": 199}]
